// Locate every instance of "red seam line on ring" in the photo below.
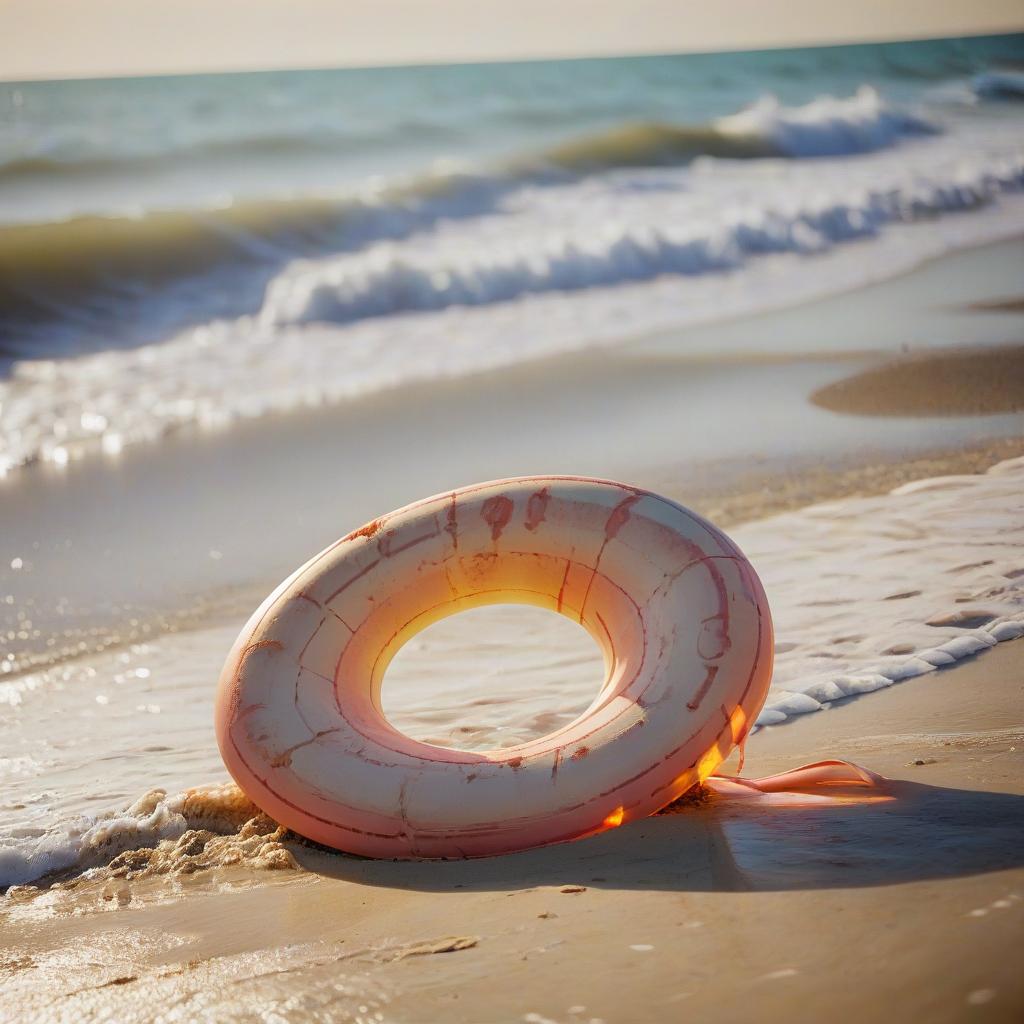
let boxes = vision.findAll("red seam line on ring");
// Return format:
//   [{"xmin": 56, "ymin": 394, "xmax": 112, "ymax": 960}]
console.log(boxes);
[{"xmin": 324, "ymin": 558, "xmax": 381, "ymax": 606}]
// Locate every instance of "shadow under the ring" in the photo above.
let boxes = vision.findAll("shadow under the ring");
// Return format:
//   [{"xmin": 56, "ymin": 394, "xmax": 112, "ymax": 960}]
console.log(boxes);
[{"xmin": 291, "ymin": 780, "xmax": 1024, "ymax": 893}]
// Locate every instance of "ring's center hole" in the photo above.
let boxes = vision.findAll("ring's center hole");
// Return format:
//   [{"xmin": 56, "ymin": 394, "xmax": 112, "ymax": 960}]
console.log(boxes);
[{"xmin": 381, "ymin": 604, "xmax": 606, "ymax": 752}]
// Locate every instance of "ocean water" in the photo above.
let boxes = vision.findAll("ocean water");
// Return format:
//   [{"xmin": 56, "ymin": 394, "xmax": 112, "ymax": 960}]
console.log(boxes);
[{"xmin": 2, "ymin": 34, "xmax": 1024, "ymax": 474}]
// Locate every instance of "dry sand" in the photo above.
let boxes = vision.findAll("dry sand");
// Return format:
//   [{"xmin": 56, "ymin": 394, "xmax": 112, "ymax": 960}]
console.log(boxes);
[
  {"xmin": 3, "ymin": 639, "xmax": 1021, "ymax": 1024},
  {"xmin": 811, "ymin": 344, "xmax": 1024, "ymax": 418}
]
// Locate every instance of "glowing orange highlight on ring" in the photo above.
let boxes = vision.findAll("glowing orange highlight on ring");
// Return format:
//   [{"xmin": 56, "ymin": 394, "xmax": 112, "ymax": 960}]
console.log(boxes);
[{"xmin": 603, "ymin": 806, "xmax": 625, "ymax": 829}]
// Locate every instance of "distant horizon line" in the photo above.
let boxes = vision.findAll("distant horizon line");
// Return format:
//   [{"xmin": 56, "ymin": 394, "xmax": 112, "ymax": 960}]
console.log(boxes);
[{"xmin": 3, "ymin": 25, "xmax": 1022, "ymax": 88}]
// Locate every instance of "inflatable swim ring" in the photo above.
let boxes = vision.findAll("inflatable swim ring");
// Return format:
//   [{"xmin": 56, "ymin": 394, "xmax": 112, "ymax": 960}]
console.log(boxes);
[{"xmin": 215, "ymin": 476, "xmax": 774, "ymax": 858}]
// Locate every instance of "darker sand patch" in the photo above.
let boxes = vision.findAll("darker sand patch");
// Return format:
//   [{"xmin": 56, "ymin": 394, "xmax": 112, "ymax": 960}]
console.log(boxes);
[
  {"xmin": 811, "ymin": 345, "xmax": 1024, "ymax": 417},
  {"xmin": 968, "ymin": 297, "xmax": 1024, "ymax": 313}
]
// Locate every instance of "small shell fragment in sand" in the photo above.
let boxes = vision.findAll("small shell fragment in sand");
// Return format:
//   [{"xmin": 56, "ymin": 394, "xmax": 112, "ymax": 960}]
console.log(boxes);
[
  {"xmin": 395, "ymin": 936, "xmax": 479, "ymax": 959},
  {"xmin": 758, "ymin": 968, "xmax": 799, "ymax": 981},
  {"xmin": 967, "ymin": 989, "xmax": 996, "ymax": 1006}
]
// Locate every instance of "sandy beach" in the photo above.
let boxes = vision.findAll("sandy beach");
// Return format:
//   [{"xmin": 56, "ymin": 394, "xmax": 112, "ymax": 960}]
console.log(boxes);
[
  {"xmin": 3, "ymin": 36, "xmax": 1024, "ymax": 1023},
  {"xmin": 3, "ymin": 617, "xmax": 1021, "ymax": 1024}
]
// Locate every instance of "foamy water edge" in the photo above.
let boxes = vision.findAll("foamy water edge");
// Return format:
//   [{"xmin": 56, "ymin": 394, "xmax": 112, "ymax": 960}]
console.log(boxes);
[{"xmin": 3, "ymin": 456, "xmax": 1022, "ymax": 889}]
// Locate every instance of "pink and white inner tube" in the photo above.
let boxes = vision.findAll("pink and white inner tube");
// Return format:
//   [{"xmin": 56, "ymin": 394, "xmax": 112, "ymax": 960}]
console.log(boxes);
[{"xmin": 215, "ymin": 476, "xmax": 775, "ymax": 859}]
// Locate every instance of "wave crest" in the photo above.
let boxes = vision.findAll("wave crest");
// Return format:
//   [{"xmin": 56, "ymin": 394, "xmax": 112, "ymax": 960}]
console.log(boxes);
[
  {"xmin": 972, "ymin": 70, "xmax": 1024, "ymax": 101},
  {"xmin": 0, "ymin": 172, "xmax": 510, "ymax": 353},
  {"xmin": 542, "ymin": 87, "xmax": 937, "ymax": 171},
  {"xmin": 713, "ymin": 85, "xmax": 937, "ymax": 157}
]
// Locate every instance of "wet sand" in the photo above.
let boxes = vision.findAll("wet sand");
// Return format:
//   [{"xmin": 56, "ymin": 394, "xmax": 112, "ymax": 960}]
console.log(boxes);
[
  {"xmin": 3, "ymin": 640, "xmax": 1021, "ymax": 1023},
  {"xmin": 811, "ymin": 344, "xmax": 1024, "ymax": 418},
  {"xmin": 652, "ymin": 434, "xmax": 1024, "ymax": 529}
]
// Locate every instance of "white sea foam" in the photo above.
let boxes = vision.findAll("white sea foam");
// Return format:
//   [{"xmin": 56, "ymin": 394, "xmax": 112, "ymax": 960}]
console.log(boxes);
[
  {"xmin": 260, "ymin": 153, "xmax": 1024, "ymax": 328},
  {"xmin": 713, "ymin": 85, "xmax": 937, "ymax": 156},
  {"xmin": 0, "ymin": 783, "xmax": 256, "ymax": 889},
  {"xmin": 742, "ymin": 457, "xmax": 1024, "ymax": 725}
]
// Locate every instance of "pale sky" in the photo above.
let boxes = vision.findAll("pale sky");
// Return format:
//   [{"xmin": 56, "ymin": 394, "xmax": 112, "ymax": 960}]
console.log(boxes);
[{"xmin": 3, "ymin": 0, "xmax": 1023, "ymax": 82}]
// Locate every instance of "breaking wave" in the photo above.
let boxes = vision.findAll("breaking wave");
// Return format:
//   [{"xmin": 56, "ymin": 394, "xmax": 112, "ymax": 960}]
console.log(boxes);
[
  {"xmin": 540, "ymin": 86, "xmax": 937, "ymax": 170},
  {"xmin": 0, "ymin": 172, "xmax": 513, "ymax": 350},
  {"xmin": 262, "ymin": 157, "xmax": 1024, "ymax": 328},
  {"xmin": 0, "ymin": 87, "xmax": 942, "ymax": 347}
]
